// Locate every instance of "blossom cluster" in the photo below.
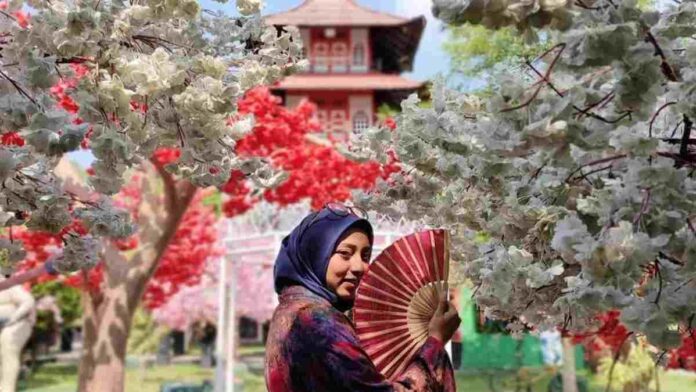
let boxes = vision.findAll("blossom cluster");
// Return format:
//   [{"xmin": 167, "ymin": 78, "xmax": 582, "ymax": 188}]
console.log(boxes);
[
  {"xmin": 354, "ymin": 0, "xmax": 696, "ymax": 348},
  {"xmin": 0, "ymin": 0, "xmax": 304, "ymax": 272}
]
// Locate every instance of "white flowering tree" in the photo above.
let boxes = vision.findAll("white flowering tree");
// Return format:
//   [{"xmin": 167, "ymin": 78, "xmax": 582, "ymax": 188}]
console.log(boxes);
[
  {"xmin": 352, "ymin": 0, "xmax": 696, "ymax": 357},
  {"xmin": 0, "ymin": 0, "xmax": 303, "ymax": 389}
]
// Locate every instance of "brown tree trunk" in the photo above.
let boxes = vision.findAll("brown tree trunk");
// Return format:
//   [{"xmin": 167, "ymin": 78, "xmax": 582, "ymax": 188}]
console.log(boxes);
[
  {"xmin": 76, "ymin": 283, "xmax": 133, "ymax": 391},
  {"xmin": 71, "ymin": 161, "xmax": 197, "ymax": 392}
]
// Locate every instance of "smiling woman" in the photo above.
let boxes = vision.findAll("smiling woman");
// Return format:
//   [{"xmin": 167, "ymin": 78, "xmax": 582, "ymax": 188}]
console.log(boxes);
[
  {"xmin": 264, "ymin": 204, "xmax": 459, "ymax": 392},
  {"xmin": 325, "ymin": 227, "xmax": 373, "ymax": 303}
]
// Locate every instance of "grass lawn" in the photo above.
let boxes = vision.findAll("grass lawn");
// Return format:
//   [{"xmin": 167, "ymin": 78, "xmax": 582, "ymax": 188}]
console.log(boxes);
[
  {"xmin": 453, "ymin": 368, "xmax": 696, "ymax": 392},
  {"xmin": 18, "ymin": 362, "xmax": 696, "ymax": 392},
  {"xmin": 19, "ymin": 363, "xmax": 215, "ymax": 392}
]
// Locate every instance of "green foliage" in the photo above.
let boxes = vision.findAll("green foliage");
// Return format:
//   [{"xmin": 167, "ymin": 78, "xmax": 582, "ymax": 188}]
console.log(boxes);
[
  {"xmin": 127, "ymin": 307, "xmax": 169, "ymax": 355},
  {"xmin": 201, "ymin": 191, "xmax": 223, "ymax": 217},
  {"xmin": 444, "ymin": 24, "xmax": 551, "ymax": 78},
  {"xmin": 597, "ymin": 340, "xmax": 654, "ymax": 390},
  {"xmin": 376, "ymin": 103, "xmax": 399, "ymax": 122},
  {"xmin": 31, "ymin": 281, "xmax": 82, "ymax": 327}
]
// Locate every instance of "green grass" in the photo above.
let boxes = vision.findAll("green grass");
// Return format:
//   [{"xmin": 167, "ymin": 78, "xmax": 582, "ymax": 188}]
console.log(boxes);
[
  {"xmin": 455, "ymin": 368, "xmax": 696, "ymax": 392},
  {"xmin": 19, "ymin": 363, "xmax": 215, "ymax": 392},
  {"xmin": 239, "ymin": 344, "xmax": 265, "ymax": 356},
  {"xmin": 19, "ymin": 362, "xmax": 696, "ymax": 392}
]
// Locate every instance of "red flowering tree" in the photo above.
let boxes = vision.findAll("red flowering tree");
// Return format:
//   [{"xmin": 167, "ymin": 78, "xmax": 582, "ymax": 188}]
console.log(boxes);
[
  {"xmin": 573, "ymin": 311, "xmax": 696, "ymax": 373},
  {"xmin": 2, "ymin": 79, "xmax": 400, "ymax": 388},
  {"xmin": 219, "ymin": 87, "xmax": 400, "ymax": 214}
]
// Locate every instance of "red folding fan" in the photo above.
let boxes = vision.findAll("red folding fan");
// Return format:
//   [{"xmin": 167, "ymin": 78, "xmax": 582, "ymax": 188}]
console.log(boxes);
[{"xmin": 353, "ymin": 229, "xmax": 450, "ymax": 380}]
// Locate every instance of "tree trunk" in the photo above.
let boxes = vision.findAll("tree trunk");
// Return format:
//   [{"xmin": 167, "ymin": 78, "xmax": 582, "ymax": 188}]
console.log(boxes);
[
  {"xmin": 73, "ymin": 162, "xmax": 197, "ymax": 391},
  {"xmin": 561, "ymin": 337, "xmax": 578, "ymax": 392},
  {"xmin": 76, "ymin": 284, "xmax": 133, "ymax": 391}
]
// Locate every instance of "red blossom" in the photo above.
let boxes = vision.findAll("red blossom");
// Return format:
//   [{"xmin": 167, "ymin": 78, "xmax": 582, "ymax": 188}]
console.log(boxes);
[
  {"xmin": 151, "ymin": 147, "xmax": 181, "ymax": 166},
  {"xmin": 114, "ymin": 236, "xmax": 139, "ymax": 251},
  {"xmin": 8, "ymin": 86, "xmax": 398, "ymax": 314},
  {"xmin": 220, "ymin": 87, "xmax": 401, "ymax": 214},
  {"xmin": 70, "ymin": 64, "xmax": 90, "ymax": 78},
  {"xmin": 12, "ymin": 11, "xmax": 30, "ymax": 29},
  {"xmin": 571, "ymin": 311, "xmax": 696, "ymax": 372},
  {"xmin": 50, "ymin": 79, "xmax": 77, "ymax": 96},
  {"xmin": 1, "ymin": 132, "xmax": 25, "ymax": 146},
  {"xmin": 383, "ymin": 117, "xmax": 397, "ymax": 130},
  {"xmin": 142, "ymin": 192, "xmax": 222, "ymax": 309},
  {"xmin": 668, "ymin": 331, "xmax": 696, "ymax": 371},
  {"xmin": 80, "ymin": 126, "xmax": 93, "ymax": 149},
  {"xmin": 129, "ymin": 101, "xmax": 149, "ymax": 113},
  {"xmin": 58, "ymin": 94, "xmax": 80, "ymax": 114}
]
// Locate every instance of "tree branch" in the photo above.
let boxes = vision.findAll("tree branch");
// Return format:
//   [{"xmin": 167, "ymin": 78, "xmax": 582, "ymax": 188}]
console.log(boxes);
[
  {"xmin": 658, "ymin": 251, "xmax": 685, "ymax": 266},
  {"xmin": 152, "ymin": 159, "xmax": 179, "ymax": 212},
  {"xmin": 605, "ymin": 332, "xmax": 634, "ymax": 392},
  {"xmin": 656, "ymin": 151, "xmax": 696, "ymax": 166},
  {"xmin": 653, "ymin": 260, "xmax": 662, "ymax": 306},
  {"xmin": 575, "ymin": 92, "xmax": 615, "ymax": 120},
  {"xmin": 680, "ymin": 115, "xmax": 693, "ymax": 160},
  {"xmin": 645, "ymin": 32, "xmax": 694, "ymax": 165},
  {"xmin": 566, "ymin": 155, "xmax": 627, "ymax": 183},
  {"xmin": 649, "ymin": 102, "xmax": 677, "ymax": 138},
  {"xmin": 633, "ymin": 188, "xmax": 651, "ymax": 225},
  {"xmin": 501, "ymin": 44, "xmax": 566, "ymax": 112},
  {"xmin": 645, "ymin": 32, "xmax": 679, "ymax": 82},
  {"xmin": 0, "ymin": 67, "xmax": 40, "ymax": 108}
]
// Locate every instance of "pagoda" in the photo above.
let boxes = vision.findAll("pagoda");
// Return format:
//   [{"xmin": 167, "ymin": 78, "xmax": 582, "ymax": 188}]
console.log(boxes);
[{"xmin": 266, "ymin": 0, "xmax": 425, "ymax": 139}]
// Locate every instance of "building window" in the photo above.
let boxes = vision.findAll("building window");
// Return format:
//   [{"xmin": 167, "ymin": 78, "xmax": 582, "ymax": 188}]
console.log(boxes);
[
  {"xmin": 330, "ymin": 110, "xmax": 347, "ymax": 132},
  {"xmin": 352, "ymin": 43, "xmax": 365, "ymax": 66},
  {"xmin": 352, "ymin": 111, "xmax": 369, "ymax": 133},
  {"xmin": 332, "ymin": 42, "xmax": 348, "ymax": 72},
  {"xmin": 316, "ymin": 109, "xmax": 328, "ymax": 126},
  {"xmin": 313, "ymin": 42, "xmax": 329, "ymax": 73}
]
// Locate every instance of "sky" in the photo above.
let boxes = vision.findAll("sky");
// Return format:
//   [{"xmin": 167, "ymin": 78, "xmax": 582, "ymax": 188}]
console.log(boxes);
[
  {"xmin": 202, "ymin": 0, "xmax": 452, "ymax": 81},
  {"xmin": 69, "ymin": 0, "xmax": 453, "ymax": 167}
]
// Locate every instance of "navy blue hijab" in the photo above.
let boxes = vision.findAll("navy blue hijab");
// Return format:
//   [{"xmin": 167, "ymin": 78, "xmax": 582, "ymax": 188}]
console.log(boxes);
[{"xmin": 273, "ymin": 207, "xmax": 373, "ymax": 311}]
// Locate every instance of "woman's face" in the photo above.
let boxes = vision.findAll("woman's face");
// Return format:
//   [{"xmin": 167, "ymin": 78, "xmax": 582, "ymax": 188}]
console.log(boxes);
[{"xmin": 325, "ymin": 228, "xmax": 372, "ymax": 303}]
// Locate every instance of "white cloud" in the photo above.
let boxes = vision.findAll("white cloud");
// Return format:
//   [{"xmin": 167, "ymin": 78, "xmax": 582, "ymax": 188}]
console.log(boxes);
[
  {"xmin": 389, "ymin": 0, "xmax": 449, "ymax": 80},
  {"xmin": 393, "ymin": 0, "xmax": 435, "ymax": 18}
]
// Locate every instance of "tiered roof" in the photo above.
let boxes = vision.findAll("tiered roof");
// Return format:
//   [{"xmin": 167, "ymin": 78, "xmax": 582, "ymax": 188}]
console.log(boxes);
[
  {"xmin": 272, "ymin": 74, "xmax": 423, "ymax": 91},
  {"xmin": 267, "ymin": 0, "xmax": 426, "ymax": 89},
  {"xmin": 265, "ymin": 0, "xmax": 414, "ymax": 27}
]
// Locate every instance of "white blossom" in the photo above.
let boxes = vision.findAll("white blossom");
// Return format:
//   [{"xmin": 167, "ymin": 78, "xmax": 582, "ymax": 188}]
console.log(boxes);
[
  {"xmin": 0, "ymin": 1, "xmax": 304, "ymax": 273},
  {"xmin": 237, "ymin": 0, "xmax": 264, "ymax": 16},
  {"xmin": 355, "ymin": 1, "xmax": 696, "ymax": 346}
]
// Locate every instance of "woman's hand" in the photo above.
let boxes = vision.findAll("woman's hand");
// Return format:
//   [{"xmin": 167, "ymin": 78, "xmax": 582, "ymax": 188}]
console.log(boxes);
[{"xmin": 427, "ymin": 292, "xmax": 461, "ymax": 344}]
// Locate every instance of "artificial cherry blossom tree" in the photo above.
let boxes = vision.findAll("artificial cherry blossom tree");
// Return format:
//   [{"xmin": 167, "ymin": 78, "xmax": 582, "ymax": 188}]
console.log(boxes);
[
  {"xmin": 0, "ymin": 0, "xmax": 304, "ymax": 276},
  {"xmin": 1, "ymin": 0, "xmax": 303, "ymax": 389},
  {"xmin": 352, "ymin": 0, "xmax": 696, "ymax": 356}
]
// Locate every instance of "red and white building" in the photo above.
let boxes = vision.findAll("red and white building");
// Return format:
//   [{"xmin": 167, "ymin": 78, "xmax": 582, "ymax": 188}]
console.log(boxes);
[{"xmin": 266, "ymin": 0, "xmax": 426, "ymax": 138}]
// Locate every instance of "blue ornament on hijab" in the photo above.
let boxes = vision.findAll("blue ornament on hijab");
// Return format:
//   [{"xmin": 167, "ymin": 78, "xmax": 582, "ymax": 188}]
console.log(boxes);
[{"xmin": 273, "ymin": 207, "xmax": 373, "ymax": 311}]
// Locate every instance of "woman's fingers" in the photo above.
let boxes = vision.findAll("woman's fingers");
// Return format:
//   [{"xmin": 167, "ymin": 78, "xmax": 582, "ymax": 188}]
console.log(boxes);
[
  {"xmin": 445, "ymin": 301, "xmax": 457, "ymax": 315},
  {"xmin": 435, "ymin": 291, "xmax": 448, "ymax": 314}
]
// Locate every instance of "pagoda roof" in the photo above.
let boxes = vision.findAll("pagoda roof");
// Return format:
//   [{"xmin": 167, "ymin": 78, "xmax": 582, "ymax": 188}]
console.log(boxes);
[
  {"xmin": 271, "ymin": 73, "xmax": 424, "ymax": 91},
  {"xmin": 265, "ymin": 0, "xmax": 415, "ymax": 27}
]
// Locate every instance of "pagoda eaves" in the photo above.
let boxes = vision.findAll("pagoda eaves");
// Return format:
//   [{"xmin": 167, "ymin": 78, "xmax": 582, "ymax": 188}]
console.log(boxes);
[
  {"xmin": 272, "ymin": 74, "xmax": 423, "ymax": 91},
  {"xmin": 265, "ymin": 0, "xmax": 415, "ymax": 27}
]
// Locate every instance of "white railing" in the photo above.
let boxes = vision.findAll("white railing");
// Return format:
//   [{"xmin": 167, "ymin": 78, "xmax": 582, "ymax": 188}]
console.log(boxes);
[{"xmin": 215, "ymin": 207, "xmax": 421, "ymax": 392}]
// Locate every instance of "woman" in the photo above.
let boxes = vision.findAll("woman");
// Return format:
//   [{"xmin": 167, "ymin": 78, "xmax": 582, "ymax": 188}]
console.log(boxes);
[{"xmin": 265, "ymin": 204, "xmax": 460, "ymax": 391}]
